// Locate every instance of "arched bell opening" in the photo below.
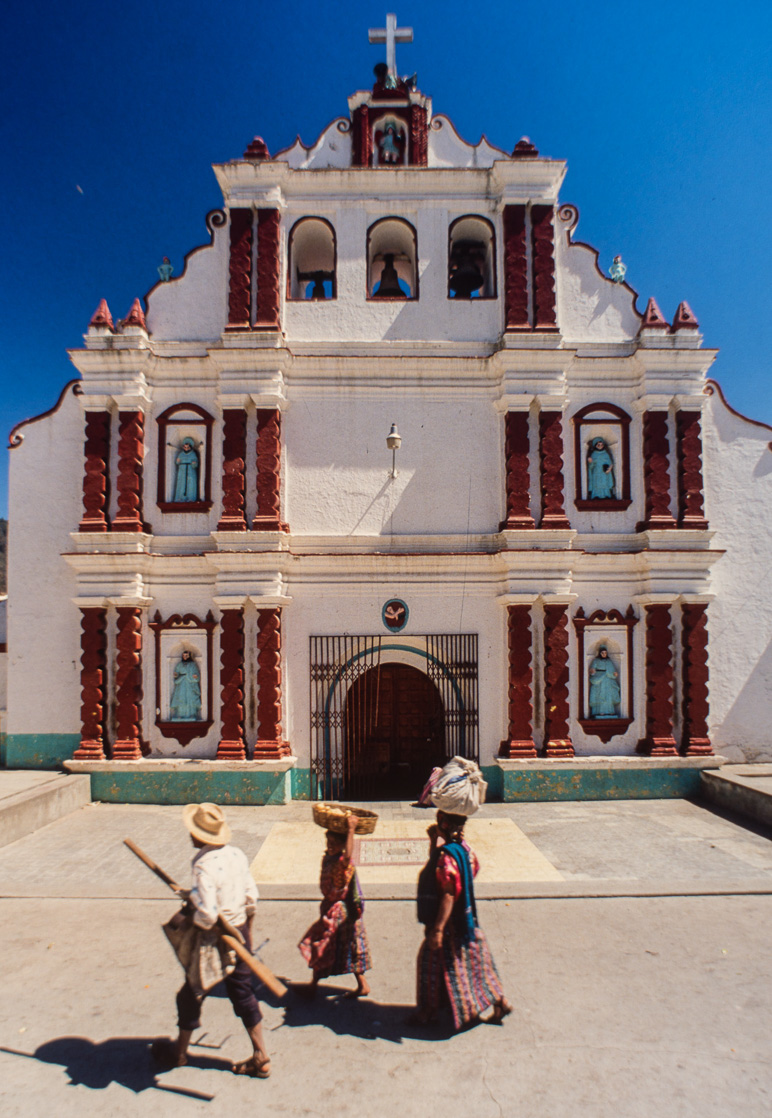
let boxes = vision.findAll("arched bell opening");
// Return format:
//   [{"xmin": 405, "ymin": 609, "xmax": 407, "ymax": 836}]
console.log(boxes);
[
  {"xmin": 343, "ymin": 662, "xmax": 444, "ymax": 799},
  {"xmin": 448, "ymin": 215, "xmax": 496, "ymax": 299},
  {"xmin": 288, "ymin": 217, "xmax": 337, "ymax": 300},
  {"xmin": 367, "ymin": 217, "xmax": 418, "ymax": 300}
]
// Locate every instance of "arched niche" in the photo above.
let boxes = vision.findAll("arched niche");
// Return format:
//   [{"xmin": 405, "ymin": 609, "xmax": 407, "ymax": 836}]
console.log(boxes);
[
  {"xmin": 367, "ymin": 217, "xmax": 418, "ymax": 300},
  {"xmin": 287, "ymin": 217, "xmax": 336, "ymax": 300},
  {"xmin": 573, "ymin": 607, "xmax": 637, "ymax": 743},
  {"xmin": 572, "ymin": 402, "xmax": 632, "ymax": 511},
  {"xmin": 448, "ymin": 215, "xmax": 496, "ymax": 299},
  {"xmin": 372, "ymin": 114, "xmax": 408, "ymax": 166},
  {"xmin": 149, "ymin": 611, "xmax": 216, "ymax": 747},
  {"xmin": 156, "ymin": 402, "xmax": 214, "ymax": 513}
]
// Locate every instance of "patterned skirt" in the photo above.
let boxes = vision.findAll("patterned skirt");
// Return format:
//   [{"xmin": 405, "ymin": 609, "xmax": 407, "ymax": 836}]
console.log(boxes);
[
  {"xmin": 417, "ymin": 925, "xmax": 504, "ymax": 1029},
  {"xmin": 299, "ymin": 900, "xmax": 372, "ymax": 977}
]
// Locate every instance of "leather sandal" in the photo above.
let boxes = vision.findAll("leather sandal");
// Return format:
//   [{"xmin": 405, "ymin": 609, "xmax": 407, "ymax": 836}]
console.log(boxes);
[{"xmin": 232, "ymin": 1055, "xmax": 271, "ymax": 1079}]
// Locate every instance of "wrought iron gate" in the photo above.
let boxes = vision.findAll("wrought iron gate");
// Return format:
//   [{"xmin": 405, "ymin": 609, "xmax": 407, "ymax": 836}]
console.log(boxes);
[{"xmin": 309, "ymin": 634, "xmax": 479, "ymax": 800}]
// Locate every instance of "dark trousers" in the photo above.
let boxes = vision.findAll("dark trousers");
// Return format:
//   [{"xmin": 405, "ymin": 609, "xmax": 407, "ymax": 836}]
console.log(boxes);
[{"xmin": 176, "ymin": 923, "xmax": 262, "ymax": 1032}]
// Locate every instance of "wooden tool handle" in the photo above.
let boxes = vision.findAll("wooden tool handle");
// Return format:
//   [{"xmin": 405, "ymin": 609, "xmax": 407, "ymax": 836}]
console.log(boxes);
[
  {"xmin": 123, "ymin": 838, "xmax": 185, "ymax": 894},
  {"xmin": 220, "ymin": 933, "xmax": 287, "ymax": 999}
]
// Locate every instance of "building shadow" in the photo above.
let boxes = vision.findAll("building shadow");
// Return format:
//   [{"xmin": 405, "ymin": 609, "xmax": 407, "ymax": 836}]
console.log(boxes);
[{"xmin": 0, "ymin": 1035, "xmax": 228, "ymax": 1099}]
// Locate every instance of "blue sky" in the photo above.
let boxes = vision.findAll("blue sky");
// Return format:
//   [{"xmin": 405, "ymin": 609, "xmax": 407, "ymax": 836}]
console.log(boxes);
[{"xmin": 2, "ymin": 0, "xmax": 770, "ymax": 518}]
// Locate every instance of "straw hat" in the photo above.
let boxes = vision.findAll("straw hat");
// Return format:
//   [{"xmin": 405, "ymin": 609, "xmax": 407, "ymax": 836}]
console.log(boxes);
[{"xmin": 182, "ymin": 802, "xmax": 231, "ymax": 846}]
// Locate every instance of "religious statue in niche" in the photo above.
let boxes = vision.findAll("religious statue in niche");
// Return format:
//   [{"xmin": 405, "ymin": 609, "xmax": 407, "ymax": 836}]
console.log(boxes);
[
  {"xmin": 374, "ymin": 118, "xmax": 406, "ymax": 166},
  {"xmin": 588, "ymin": 646, "xmax": 621, "ymax": 718},
  {"xmin": 169, "ymin": 650, "xmax": 202, "ymax": 722},
  {"xmin": 586, "ymin": 438, "xmax": 616, "ymax": 500},
  {"xmin": 172, "ymin": 438, "xmax": 200, "ymax": 502}
]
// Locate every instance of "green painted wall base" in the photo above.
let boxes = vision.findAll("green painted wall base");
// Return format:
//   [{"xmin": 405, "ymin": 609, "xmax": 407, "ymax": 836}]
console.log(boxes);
[
  {"xmin": 5, "ymin": 734, "xmax": 80, "ymax": 771},
  {"xmin": 89, "ymin": 768, "xmax": 293, "ymax": 806},
  {"xmin": 497, "ymin": 765, "xmax": 705, "ymax": 802}
]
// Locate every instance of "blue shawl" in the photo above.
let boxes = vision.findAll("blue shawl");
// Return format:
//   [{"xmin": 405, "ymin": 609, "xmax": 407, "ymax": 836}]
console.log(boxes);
[{"xmin": 441, "ymin": 841, "xmax": 478, "ymax": 945}]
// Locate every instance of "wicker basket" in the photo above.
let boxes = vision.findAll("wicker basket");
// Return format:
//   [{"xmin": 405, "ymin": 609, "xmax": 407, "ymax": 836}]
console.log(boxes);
[{"xmin": 312, "ymin": 803, "xmax": 378, "ymax": 835}]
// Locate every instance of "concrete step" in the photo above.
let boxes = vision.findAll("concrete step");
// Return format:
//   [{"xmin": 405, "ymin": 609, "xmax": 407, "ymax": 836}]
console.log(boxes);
[
  {"xmin": 701, "ymin": 765, "xmax": 772, "ymax": 828},
  {"xmin": 0, "ymin": 771, "xmax": 92, "ymax": 848}
]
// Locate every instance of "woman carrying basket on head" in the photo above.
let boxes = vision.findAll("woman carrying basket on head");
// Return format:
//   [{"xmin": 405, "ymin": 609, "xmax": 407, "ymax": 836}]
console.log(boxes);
[
  {"xmin": 298, "ymin": 813, "xmax": 372, "ymax": 998},
  {"xmin": 413, "ymin": 766, "xmax": 512, "ymax": 1030}
]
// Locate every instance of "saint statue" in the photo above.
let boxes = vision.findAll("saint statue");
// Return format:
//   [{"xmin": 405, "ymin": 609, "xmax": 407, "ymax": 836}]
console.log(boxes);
[
  {"xmin": 588, "ymin": 647, "xmax": 621, "ymax": 718},
  {"xmin": 169, "ymin": 650, "xmax": 202, "ymax": 722},
  {"xmin": 173, "ymin": 439, "xmax": 199, "ymax": 502},
  {"xmin": 586, "ymin": 438, "xmax": 615, "ymax": 499},
  {"xmin": 379, "ymin": 124, "xmax": 401, "ymax": 164}
]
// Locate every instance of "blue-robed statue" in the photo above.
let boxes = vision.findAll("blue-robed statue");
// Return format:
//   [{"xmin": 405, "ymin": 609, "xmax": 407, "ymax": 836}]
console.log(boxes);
[
  {"xmin": 173, "ymin": 439, "xmax": 199, "ymax": 502},
  {"xmin": 588, "ymin": 647, "xmax": 621, "ymax": 718},
  {"xmin": 586, "ymin": 438, "xmax": 615, "ymax": 499},
  {"xmin": 169, "ymin": 650, "xmax": 202, "ymax": 721}
]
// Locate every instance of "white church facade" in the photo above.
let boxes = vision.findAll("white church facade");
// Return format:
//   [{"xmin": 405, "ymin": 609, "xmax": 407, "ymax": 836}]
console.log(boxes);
[{"xmin": 6, "ymin": 31, "xmax": 772, "ymax": 803}]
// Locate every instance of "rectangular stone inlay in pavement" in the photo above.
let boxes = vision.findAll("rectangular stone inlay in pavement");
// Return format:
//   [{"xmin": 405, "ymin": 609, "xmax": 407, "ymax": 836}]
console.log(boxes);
[{"xmin": 250, "ymin": 818, "xmax": 563, "ymax": 885}]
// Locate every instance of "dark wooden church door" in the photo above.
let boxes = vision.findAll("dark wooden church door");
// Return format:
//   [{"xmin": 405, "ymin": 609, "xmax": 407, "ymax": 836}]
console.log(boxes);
[{"xmin": 343, "ymin": 663, "xmax": 445, "ymax": 800}]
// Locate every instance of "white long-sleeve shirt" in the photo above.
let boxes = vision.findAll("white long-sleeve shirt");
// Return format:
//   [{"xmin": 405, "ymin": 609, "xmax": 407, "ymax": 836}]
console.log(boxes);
[{"xmin": 190, "ymin": 843, "xmax": 259, "ymax": 930}]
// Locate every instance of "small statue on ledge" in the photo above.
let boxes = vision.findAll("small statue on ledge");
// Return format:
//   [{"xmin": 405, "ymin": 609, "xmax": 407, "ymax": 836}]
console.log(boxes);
[
  {"xmin": 588, "ymin": 647, "xmax": 621, "ymax": 719},
  {"xmin": 169, "ymin": 650, "xmax": 202, "ymax": 722},
  {"xmin": 586, "ymin": 438, "xmax": 615, "ymax": 500}
]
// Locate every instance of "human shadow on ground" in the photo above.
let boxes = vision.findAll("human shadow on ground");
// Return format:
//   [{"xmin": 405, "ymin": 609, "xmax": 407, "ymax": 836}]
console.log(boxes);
[
  {"xmin": 0, "ymin": 1036, "xmax": 228, "ymax": 1099},
  {"xmin": 274, "ymin": 981, "xmax": 462, "ymax": 1044}
]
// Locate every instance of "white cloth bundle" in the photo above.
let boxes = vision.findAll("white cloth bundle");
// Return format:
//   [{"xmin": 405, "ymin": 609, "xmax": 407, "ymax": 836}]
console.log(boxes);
[{"xmin": 430, "ymin": 756, "xmax": 488, "ymax": 817}]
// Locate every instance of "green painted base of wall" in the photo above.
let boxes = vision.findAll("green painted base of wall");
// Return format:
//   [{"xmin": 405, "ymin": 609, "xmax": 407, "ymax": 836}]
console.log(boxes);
[
  {"xmin": 291, "ymin": 768, "xmax": 311, "ymax": 800},
  {"xmin": 89, "ymin": 769, "xmax": 293, "ymax": 806},
  {"xmin": 5, "ymin": 734, "xmax": 80, "ymax": 771},
  {"xmin": 498, "ymin": 766, "xmax": 704, "ymax": 802},
  {"xmin": 481, "ymin": 765, "xmax": 504, "ymax": 801}
]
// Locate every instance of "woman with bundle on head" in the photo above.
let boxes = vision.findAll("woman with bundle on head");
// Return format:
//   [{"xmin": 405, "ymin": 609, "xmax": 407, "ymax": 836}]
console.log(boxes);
[
  {"xmin": 298, "ymin": 813, "xmax": 372, "ymax": 998},
  {"xmin": 413, "ymin": 809, "xmax": 512, "ymax": 1030}
]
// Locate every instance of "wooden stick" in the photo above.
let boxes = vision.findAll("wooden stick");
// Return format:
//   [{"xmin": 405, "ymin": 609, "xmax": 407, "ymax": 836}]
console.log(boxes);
[{"xmin": 123, "ymin": 837, "xmax": 286, "ymax": 999}]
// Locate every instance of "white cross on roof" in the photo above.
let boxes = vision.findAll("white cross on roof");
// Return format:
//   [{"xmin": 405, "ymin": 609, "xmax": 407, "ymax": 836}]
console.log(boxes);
[{"xmin": 368, "ymin": 13, "xmax": 413, "ymax": 78}]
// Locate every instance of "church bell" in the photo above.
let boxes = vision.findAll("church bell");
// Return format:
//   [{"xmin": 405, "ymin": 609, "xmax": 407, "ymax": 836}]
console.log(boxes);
[
  {"xmin": 449, "ymin": 239, "xmax": 485, "ymax": 298},
  {"xmin": 373, "ymin": 253, "xmax": 406, "ymax": 298}
]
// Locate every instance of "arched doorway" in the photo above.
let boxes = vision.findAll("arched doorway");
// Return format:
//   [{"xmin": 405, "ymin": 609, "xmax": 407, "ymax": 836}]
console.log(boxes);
[{"xmin": 343, "ymin": 663, "xmax": 445, "ymax": 800}]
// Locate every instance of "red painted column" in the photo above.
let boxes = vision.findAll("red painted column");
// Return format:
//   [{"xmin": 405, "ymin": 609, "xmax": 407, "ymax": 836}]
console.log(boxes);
[
  {"xmin": 538, "ymin": 411, "xmax": 570, "ymax": 529},
  {"xmin": 79, "ymin": 411, "xmax": 111, "ymax": 532},
  {"xmin": 543, "ymin": 604, "xmax": 574, "ymax": 757},
  {"xmin": 531, "ymin": 205, "xmax": 557, "ymax": 330},
  {"xmin": 253, "ymin": 608, "xmax": 291, "ymax": 759},
  {"xmin": 351, "ymin": 105, "xmax": 372, "ymax": 167},
  {"xmin": 639, "ymin": 411, "xmax": 676, "ymax": 530},
  {"xmin": 500, "ymin": 604, "xmax": 537, "ymax": 757},
  {"xmin": 676, "ymin": 411, "xmax": 709, "ymax": 529},
  {"xmin": 217, "ymin": 608, "xmax": 246, "ymax": 760},
  {"xmin": 113, "ymin": 606, "xmax": 144, "ymax": 760},
  {"xmin": 500, "ymin": 411, "xmax": 535, "ymax": 530},
  {"xmin": 503, "ymin": 205, "xmax": 529, "ymax": 331},
  {"xmin": 681, "ymin": 603, "xmax": 713, "ymax": 756},
  {"xmin": 409, "ymin": 105, "xmax": 428, "ymax": 165},
  {"xmin": 226, "ymin": 207, "xmax": 253, "ymax": 329},
  {"xmin": 253, "ymin": 408, "xmax": 288, "ymax": 532},
  {"xmin": 637, "ymin": 603, "xmax": 678, "ymax": 755},
  {"xmin": 255, "ymin": 209, "xmax": 281, "ymax": 329},
  {"xmin": 74, "ymin": 607, "xmax": 107, "ymax": 760},
  {"xmin": 217, "ymin": 409, "xmax": 247, "ymax": 531},
  {"xmin": 112, "ymin": 411, "xmax": 145, "ymax": 532}
]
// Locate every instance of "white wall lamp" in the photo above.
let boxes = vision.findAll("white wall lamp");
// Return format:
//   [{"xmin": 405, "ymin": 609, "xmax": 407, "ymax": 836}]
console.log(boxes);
[{"xmin": 386, "ymin": 423, "xmax": 402, "ymax": 477}]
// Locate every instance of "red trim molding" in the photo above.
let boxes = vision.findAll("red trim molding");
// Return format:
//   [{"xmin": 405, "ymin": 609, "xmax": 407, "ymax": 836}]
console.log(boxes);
[
  {"xmin": 503, "ymin": 205, "xmax": 529, "ymax": 330},
  {"xmin": 681, "ymin": 603, "xmax": 712, "ymax": 756},
  {"xmin": 572, "ymin": 402, "xmax": 632, "ymax": 511},
  {"xmin": 226, "ymin": 207, "xmax": 253, "ymax": 329},
  {"xmin": 156, "ymin": 403, "xmax": 214, "ymax": 513},
  {"xmin": 500, "ymin": 411, "xmax": 535, "ymax": 530},
  {"xmin": 638, "ymin": 411, "xmax": 676, "ymax": 531},
  {"xmin": 253, "ymin": 608, "xmax": 291, "ymax": 758},
  {"xmin": 74, "ymin": 607, "xmax": 107, "ymax": 760},
  {"xmin": 500, "ymin": 604, "xmax": 537, "ymax": 757},
  {"xmin": 113, "ymin": 606, "xmax": 144, "ymax": 760},
  {"xmin": 217, "ymin": 409, "xmax": 247, "ymax": 531},
  {"xmin": 573, "ymin": 607, "xmax": 637, "ymax": 744},
  {"xmin": 79, "ymin": 410, "xmax": 111, "ymax": 532},
  {"xmin": 676, "ymin": 411, "xmax": 709, "ymax": 530},
  {"xmin": 543, "ymin": 604, "xmax": 573, "ymax": 757},
  {"xmin": 217, "ymin": 608, "xmax": 246, "ymax": 760},
  {"xmin": 531, "ymin": 205, "xmax": 557, "ymax": 330},
  {"xmin": 112, "ymin": 411, "xmax": 146, "ymax": 532},
  {"xmin": 637, "ymin": 603, "xmax": 677, "ymax": 755},
  {"xmin": 255, "ymin": 208, "xmax": 281, "ymax": 329},
  {"xmin": 149, "ymin": 611, "xmax": 216, "ymax": 747},
  {"xmin": 253, "ymin": 408, "xmax": 288, "ymax": 532},
  {"xmin": 539, "ymin": 412, "xmax": 570, "ymax": 529}
]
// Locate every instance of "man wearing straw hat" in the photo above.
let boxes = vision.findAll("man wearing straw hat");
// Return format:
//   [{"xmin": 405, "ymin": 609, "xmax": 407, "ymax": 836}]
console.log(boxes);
[{"xmin": 152, "ymin": 802, "xmax": 272, "ymax": 1078}]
